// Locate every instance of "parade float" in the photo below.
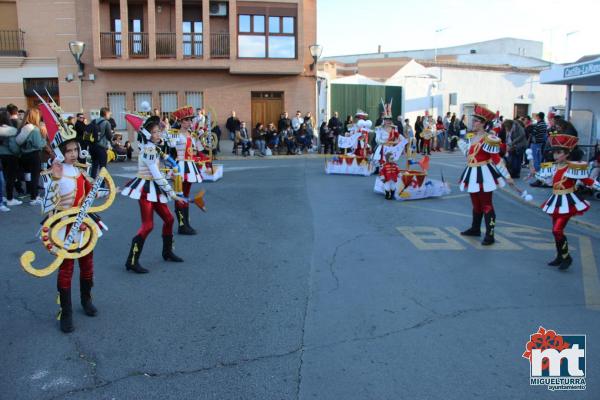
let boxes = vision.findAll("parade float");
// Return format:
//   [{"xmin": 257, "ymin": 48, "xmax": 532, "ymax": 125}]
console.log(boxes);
[
  {"xmin": 373, "ymin": 143, "xmax": 451, "ymax": 200},
  {"xmin": 325, "ymin": 110, "xmax": 375, "ymax": 176}
]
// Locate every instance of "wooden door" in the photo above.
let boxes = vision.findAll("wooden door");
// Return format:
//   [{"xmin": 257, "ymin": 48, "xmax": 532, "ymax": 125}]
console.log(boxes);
[
  {"xmin": 513, "ymin": 103, "xmax": 529, "ymax": 119},
  {"xmin": 251, "ymin": 92, "xmax": 283, "ymax": 131}
]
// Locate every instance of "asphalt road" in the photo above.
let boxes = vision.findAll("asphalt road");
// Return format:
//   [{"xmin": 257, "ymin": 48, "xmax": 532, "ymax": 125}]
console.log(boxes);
[{"xmin": 1, "ymin": 153, "xmax": 599, "ymax": 400}]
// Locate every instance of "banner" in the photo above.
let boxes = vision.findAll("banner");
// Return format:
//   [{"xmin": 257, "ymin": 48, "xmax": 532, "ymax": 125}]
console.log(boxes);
[
  {"xmin": 337, "ymin": 132, "xmax": 362, "ymax": 149},
  {"xmin": 382, "ymin": 137, "xmax": 408, "ymax": 160}
]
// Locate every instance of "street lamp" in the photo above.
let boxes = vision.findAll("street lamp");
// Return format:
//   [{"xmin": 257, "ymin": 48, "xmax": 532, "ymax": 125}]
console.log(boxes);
[
  {"xmin": 69, "ymin": 41, "xmax": 86, "ymax": 77},
  {"xmin": 68, "ymin": 41, "xmax": 86, "ymax": 112},
  {"xmin": 309, "ymin": 44, "xmax": 323, "ymax": 71}
]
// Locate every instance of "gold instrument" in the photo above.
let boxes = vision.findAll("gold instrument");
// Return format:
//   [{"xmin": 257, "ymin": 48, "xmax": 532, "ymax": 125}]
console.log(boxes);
[
  {"xmin": 20, "ymin": 168, "xmax": 116, "ymax": 278},
  {"xmin": 199, "ymin": 132, "xmax": 219, "ymax": 151}
]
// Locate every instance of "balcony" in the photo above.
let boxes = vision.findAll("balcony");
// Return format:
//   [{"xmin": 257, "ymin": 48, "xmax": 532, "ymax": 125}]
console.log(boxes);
[
  {"xmin": 128, "ymin": 32, "xmax": 149, "ymax": 58},
  {"xmin": 156, "ymin": 33, "xmax": 176, "ymax": 58},
  {"xmin": 100, "ymin": 32, "xmax": 122, "ymax": 58},
  {"xmin": 210, "ymin": 33, "xmax": 230, "ymax": 59},
  {"xmin": 0, "ymin": 30, "xmax": 26, "ymax": 57}
]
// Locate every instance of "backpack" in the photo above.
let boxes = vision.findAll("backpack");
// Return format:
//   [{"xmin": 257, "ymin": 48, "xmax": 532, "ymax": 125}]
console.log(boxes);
[{"xmin": 83, "ymin": 120, "xmax": 100, "ymax": 144}]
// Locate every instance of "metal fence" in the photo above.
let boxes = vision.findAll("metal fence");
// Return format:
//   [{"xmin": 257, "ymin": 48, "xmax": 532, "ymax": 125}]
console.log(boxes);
[
  {"xmin": 0, "ymin": 30, "xmax": 26, "ymax": 56},
  {"xmin": 156, "ymin": 33, "xmax": 176, "ymax": 58},
  {"xmin": 210, "ymin": 33, "xmax": 229, "ymax": 58},
  {"xmin": 100, "ymin": 32, "xmax": 122, "ymax": 58}
]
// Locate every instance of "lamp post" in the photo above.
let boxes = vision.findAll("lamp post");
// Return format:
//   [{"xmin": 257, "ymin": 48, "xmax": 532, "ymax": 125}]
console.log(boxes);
[
  {"xmin": 309, "ymin": 44, "xmax": 323, "ymax": 143},
  {"xmin": 69, "ymin": 41, "xmax": 86, "ymax": 112}
]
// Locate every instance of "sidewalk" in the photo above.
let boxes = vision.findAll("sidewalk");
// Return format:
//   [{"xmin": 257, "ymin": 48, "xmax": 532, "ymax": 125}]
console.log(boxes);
[
  {"xmin": 500, "ymin": 179, "xmax": 600, "ymax": 232},
  {"xmin": 214, "ymin": 138, "xmax": 331, "ymax": 161}
]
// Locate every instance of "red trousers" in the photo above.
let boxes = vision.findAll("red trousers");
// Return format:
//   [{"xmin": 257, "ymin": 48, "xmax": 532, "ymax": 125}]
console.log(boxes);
[
  {"xmin": 469, "ymin": 192, "xmax": 494, "ymax": 214},
  {"xmin": 58, "ymin": 252, "xmax": 93, "ymax": 289},
  {"xmin": 551, "ymin": 214, "xmax": 571, "ymax": 242},
  {"xmin": 181, "ymin": 182, "xmax": 192, "ymax": 209},
  {"xmin": 136, "ymin": 192, "xmax": 174, "ymax": 239}
]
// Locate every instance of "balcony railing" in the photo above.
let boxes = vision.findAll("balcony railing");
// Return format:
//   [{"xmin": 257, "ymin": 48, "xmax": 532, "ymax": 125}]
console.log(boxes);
[
  {"xmin": 129, "ymin": 32, "xmax": 149, "ymax": 57},
  {"xmin": 100, "ymin": 32, "xmax": 122, "ymax": 58},
  {"xmin": 210, "ymin": 33, "xmax": 229, "ymax": 58},
  {"xmin": 0, "ymin": 30, "xmax": 26, "ymax": 56},
  {"xmin": 183, "ymin": 32, "xmax": 203, "ymax": 58},
  {"xmin": 156, "ymin": 32, "xmax": 176, "ymax": 58}
]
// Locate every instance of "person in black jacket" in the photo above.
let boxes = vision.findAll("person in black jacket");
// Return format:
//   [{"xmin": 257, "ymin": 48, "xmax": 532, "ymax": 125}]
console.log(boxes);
[
  {"xmin": 89, "ymin": 107, "xmax": 113, "ymax": 178},
  {"xmin": 278, "ymin": 112, "xmax": 291, "ymax": 133},
  {"xmin": 225, "ymin": 111, "xmax": 240, "ymax": 141},
  {"xmin": 327, "ymin": 112, "xmax": 342, "ymax": 153}
]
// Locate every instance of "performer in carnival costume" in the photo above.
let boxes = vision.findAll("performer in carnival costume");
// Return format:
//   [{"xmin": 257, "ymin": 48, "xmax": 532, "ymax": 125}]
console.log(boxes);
[
  {"xmin": 167, "ymin": 106, "xmax": 203, "ymax": 235},
  {"xmin": 352, "ymin": 110, "xmax": 372, "ymax": 157},
  {"xmin": 122, "ymin": 114, "xmax": 185, "ymax": 273},
  {"xmin": 19, "ymin": 93, "xmax": 115, "ymax": 333},
  {"xmin": 372, "ymin": 100, "xmax": 402, "ymax": 168},
  {"xmin": 536, "ymin": 134, "xmax": 600, "ymax": 270},
  {"xmin": 458, "ymin": 105, "xmax": 513, "ymax": 245},
  {"xmin": 379, "ymin": 152, "xmax": 402, "ymax": 200},
  {"xmin": 420, "ymin": 115, "xmax": 434, "ymax": 155}
]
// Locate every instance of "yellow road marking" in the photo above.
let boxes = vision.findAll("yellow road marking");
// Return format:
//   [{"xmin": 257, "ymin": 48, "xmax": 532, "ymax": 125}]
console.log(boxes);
[
  {"xmin": 396, "ymin": 226, "xmax": 465, "ymax": 250},
  {"xmin": 398, "ymin": 203, "xmax": 599, "ymax": 311},
  {"xmin": 441, "ymin": 194, "xmax": 469, "ymax": 200},
  {"xmin": 579, "ymin": 236, "xmax": 600, "ymax": 311},
  {"xmin": 446, "ymin": 227, "xmax": 522, "ymax": 250},
  {"xmin": 501, "ymin": 227, "xmax": 557, "ymax": 251}
]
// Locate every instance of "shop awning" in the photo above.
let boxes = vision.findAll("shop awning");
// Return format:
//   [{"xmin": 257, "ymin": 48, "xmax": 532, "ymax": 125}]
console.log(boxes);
[{"xmin": 540, "ymin": 56, "xmax": 600, "ymax": 86}]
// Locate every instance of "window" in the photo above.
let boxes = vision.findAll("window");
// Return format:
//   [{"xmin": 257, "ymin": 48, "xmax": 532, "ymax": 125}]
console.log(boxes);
[
  {"xmin": 185, "ymin": 92, "xmax": 203, "ymax": 110},
  {"xmin": 107, "ymin": 92, "xmax": 126, "ymax": 130},
  {"xmin": 183, "ymin": 21, "xmax": 202, "ymax": 57},
  {"xmin": 160, "ymin": 92, "xmax": 177, "ymax": 119},
  {"xmin": 239, "ymin": 15, "xmax": 251, "ymax": 33},
  {"xmin": 134, "ymin": 92, "xmax": 152, "ymax": 112},
  {"xmin": 238, "ymin": 14, "xmax": 295, "ymax": 59}
]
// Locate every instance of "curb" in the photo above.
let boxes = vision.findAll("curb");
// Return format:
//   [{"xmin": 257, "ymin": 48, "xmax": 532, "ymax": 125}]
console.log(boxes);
[{"xmin": 499, "ymin": 186, "xmax": 600, "ymax": 233}]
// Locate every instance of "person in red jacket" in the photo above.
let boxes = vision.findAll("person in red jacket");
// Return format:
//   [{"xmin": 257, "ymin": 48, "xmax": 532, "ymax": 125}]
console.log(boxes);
[
  {"xmin": 379, "ymin": 152, "xmax": 402, "ymax": 200},
  {"xmin": 536, "ymin": 134, "xmax": 600, "ymax": 270},
  {"xmin": 458, "ymin": 105, "xmax": 513, "ymax": 245}
]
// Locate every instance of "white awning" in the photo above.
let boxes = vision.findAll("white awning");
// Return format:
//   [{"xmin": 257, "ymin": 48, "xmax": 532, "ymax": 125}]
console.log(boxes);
[{"xmin": 540, "ymin": 56, "xmax": 600, "ymax": 86}]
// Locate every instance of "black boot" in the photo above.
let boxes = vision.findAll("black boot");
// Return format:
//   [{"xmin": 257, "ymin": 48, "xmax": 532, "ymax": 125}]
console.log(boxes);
[
  {"xmin": 559, "ymin": 238, "xmax": 573, "ymax": 270},
  {"xmin": 548, "ymin": 240, "xmax": 563, "ymax": 266},
  {"xmin": 80, "ymin": 279, "xmax": 97, "ymax": 316},
  {"xmin": 162, "ymin": 235, "xmax": 184, "ymax": 262},
  {"xmin": 176, "ymin": 206, "xmax": 197, "ymax": 235},
  {"xmin": 125, "ymin": 235, "xmax": 149, "ymax": 273},
  {"xmin": 481, "ymin": 211, "xmax": 496, "ymax": 246},
  {"xmin": 389, "ymin": 190, "xmax": 395, "ymax": 200},
  {"xmin": 58, "ymin": 288, "xmax": 74, "ymax": 333},
  {"xmin": 384, "ymin": 190, "xmax": 390, "ymax": 200},
  {"xmin": 461, "ymin": 212, "xmax": 483, "ymax": 236}
]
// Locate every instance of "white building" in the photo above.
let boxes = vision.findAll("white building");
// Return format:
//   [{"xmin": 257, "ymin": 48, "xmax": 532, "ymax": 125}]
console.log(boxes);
[
  {"xmin": 319, "ymin": 38, "xmax": 566, "ymax": 128},
  {"xmin": 387, "ymin": 59, "xmax": 565, "ymax": 127}
]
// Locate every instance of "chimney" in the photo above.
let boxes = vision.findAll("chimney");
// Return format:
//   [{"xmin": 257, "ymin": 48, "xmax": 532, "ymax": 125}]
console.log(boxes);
[{"xmin": 378, "ymin": 45, "xmax": 381, "ymax": 54}]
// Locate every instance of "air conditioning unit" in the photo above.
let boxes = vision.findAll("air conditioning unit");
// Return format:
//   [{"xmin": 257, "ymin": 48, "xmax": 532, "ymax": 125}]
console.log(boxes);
[{"xmin": 209, "ymin": 2, "xmax": 227, "ymax": 17}]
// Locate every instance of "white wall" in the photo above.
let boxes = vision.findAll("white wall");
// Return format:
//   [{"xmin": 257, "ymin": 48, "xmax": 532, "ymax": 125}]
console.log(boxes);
[
  {"xmin": 399, "ymin": 66, "xmax": 565, "ymax": 126},
  {"xmin": 570, "ymin": 89, "xmax": 600, "ymax": 145}
]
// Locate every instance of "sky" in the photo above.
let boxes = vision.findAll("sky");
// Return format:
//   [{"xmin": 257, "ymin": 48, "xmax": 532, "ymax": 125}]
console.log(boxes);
[{"xmin": 317, "ymin": 0, "xmax": 600, "ymax": 63}]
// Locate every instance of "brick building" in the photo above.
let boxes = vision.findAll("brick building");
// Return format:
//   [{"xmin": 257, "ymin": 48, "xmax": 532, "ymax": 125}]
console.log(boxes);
[{"xmin": 0, "ymin": 0, "xmax": 317, "ymax": 131}]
